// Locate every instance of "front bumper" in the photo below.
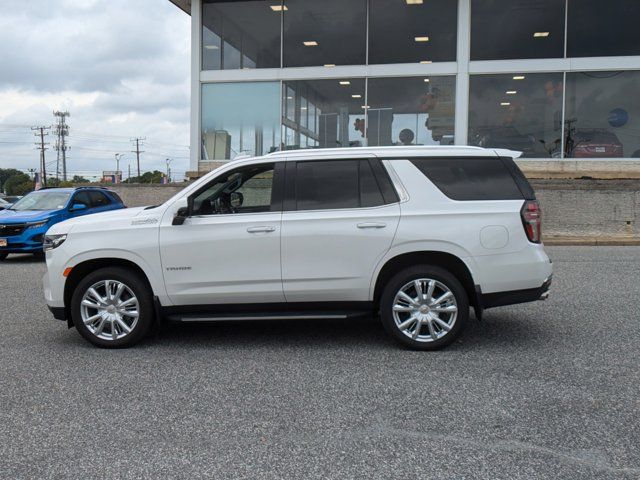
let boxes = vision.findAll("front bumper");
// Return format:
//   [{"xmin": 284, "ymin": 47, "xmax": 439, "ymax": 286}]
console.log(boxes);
[{"xmin": 0, "ymin": 226, "xmax": 47, "ymax": 254}]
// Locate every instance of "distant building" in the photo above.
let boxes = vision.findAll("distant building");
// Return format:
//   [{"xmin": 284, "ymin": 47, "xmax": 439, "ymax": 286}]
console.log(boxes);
[{"xmin": 169, "ymin": 0, "xmax": 640, "ymax": 175}]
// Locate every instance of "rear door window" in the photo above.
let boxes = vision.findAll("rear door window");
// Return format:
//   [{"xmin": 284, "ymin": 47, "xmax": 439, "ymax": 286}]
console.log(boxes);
[
  {"xmin": 293, "ymin": 159, "xmax": 390, "ymax": 211},
  {"xmin": 409, "ymin": 157, "xmax": 524, "ymax": 201},
  {"xmin": 89, "ymin": 191, "xmax": 111, "ymax": 207}
]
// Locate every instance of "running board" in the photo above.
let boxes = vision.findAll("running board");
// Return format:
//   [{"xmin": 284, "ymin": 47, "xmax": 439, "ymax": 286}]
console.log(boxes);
[{"xmin": 166, "ymin": 311, "xmax": 368, "ymax": 323}]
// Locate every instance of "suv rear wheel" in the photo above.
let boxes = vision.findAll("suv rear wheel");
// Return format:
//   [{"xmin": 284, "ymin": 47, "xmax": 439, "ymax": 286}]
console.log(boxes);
[
  {"xmin": 0, "ymin": 253, "xmax": 7, "ymax": 261},
  {"xmin": 70, "ymin": 267, "xmax": 154, "ymax": 348},
  {"xmin": 380, "ymin": 265, "xmax": 468, "ymax": 350}
]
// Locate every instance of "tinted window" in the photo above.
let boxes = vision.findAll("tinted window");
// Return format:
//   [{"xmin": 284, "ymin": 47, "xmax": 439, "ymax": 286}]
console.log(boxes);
[
  {"xmin": 294, "ymin": 160, "xmax": 389, "ymax": 211},
  {"xmin": 369, "ymin": 0, "xmax": 457, "ymax": 64},
  {"xmin": 568, "ymin": 0, "xmax": 640, "ymax": 57},
  {"xmin": 359, "ymin": 160, "xmax": 384, "ymax": 208},
  {"xmin": 409, "ymin": 158, "xmax": 524, "ymax": 201},
  {"xmin": 89, "ymin": 191, "xmax": 110, "ymax": 207},
  {"xmin": 296, "ymin": 160, "xmax": 359, "ymax": 210},
  {"xmin": 471, "ymin": 0, "xmax": 565, "ymax": 60},
  {"xmin": 72, "ymin": 192, "xmax": 91, "ymax": 208},
  {"xmin": 283, "ymin": 0, "xmax": 366, "ymax": 67}
]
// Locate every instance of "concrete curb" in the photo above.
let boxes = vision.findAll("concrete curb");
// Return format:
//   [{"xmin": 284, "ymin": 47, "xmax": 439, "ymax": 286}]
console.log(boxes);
[{"xmin": 544, "ymin": 236, "xmax": 640, "ymax": 246}]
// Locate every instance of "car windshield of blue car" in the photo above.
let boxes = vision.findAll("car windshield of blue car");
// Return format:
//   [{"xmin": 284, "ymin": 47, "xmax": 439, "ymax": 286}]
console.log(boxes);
[{"xmin": 10, "ymin": 192, "xmax": 71, "ymax": 211}]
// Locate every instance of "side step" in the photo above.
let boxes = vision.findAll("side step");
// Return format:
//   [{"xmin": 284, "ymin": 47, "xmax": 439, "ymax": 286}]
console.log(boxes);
[{"xmin": 166, "ymin": 311, "xmax": 370, "ymax": 323}]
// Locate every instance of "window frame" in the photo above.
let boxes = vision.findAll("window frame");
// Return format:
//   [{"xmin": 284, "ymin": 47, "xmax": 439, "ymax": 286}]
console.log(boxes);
[
  {"xmin": 283, "ymin": 157, "xmax": 399, "ymax": 212},
  {"xmin": 187, "ymin": 161, "xmax": 285, "ymax": 217}
]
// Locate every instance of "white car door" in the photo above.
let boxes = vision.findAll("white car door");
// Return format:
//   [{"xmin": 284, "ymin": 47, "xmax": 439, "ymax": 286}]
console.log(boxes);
[
  {"xmin": 281, "ymin": 158, "xmax": 400, "ymax": 302},
  {"xmin": 159, "ymin": 162, "xmax": 285, "ymax": 306}
]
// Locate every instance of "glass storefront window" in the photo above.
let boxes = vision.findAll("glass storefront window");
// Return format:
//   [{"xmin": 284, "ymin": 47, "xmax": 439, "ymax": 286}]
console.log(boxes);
[
  {"xmin": 366, "ymin": 77, "xmax": 456, "ymax": 147},
  {"xmin": 369, "ymin": 0, "xmax": 457, "ymax": 65},
  {"xmin": 201, "ymin": 82, "xmax": 281, "ymax": 160},
  {"xmin": 567, "ymin": 0, "xmax": 640, "ymax": 58},
  {"xmin": 565, "ymin": 71, "xmax": 640, "ymax": 158},
  {"xmin": 471, "ymin": 0, "xmax": 565, "ymax": 60},
  {"xmin": 202, "ymin": 1, "xmax": 281, "ymax": 70},
  {"xmin": 282, "ymin": 0, "xmax": 366, "ymax": 67},
  {"xmin": 469, "ymin": 73, "xmax": 563, "ymax": 158},
  {"xmin": 282, "ymin": 79, "xmax": 366, "ymax": 150}
]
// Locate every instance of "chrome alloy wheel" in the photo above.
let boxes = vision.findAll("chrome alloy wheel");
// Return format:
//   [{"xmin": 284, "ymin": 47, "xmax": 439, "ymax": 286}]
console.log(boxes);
[
  {"xmin": 80, "ymin": 280, "xmax": 139, "ymax": 341},
  {"xmin": 391, "ymin": 278, "xmax": 458, "ymax": 343}
]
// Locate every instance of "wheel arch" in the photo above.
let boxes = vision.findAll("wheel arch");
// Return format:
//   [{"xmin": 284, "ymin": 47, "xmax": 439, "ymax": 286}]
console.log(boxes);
[
  {"xmin": 63, "ymin": 258, "xmax": 154, "ymax": 324},
  {"xmin": 372, "ymin": 251, "xmax": 479, "ymax": 310}
]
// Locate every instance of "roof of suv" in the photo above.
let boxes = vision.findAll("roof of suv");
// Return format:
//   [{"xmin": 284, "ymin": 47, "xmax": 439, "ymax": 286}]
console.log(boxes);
[
  {"xmin": 262, "ymin": 146, "xmax": 522, "ymax": 161},
  {"xmin": 35, "ymin": 186, "xmax": 112, "ymax": 193}
]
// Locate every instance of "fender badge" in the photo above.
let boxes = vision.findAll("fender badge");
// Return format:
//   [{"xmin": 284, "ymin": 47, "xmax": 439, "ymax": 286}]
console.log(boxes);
[{"xmin": 131, "ymin": 218, "xmax": 159, "ymax": 226}]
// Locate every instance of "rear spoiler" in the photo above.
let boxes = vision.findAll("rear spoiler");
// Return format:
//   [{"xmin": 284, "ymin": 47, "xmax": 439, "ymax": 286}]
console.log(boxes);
[{"xmin": 493, "ymin": 149, "xmax": 523, "ymax": 159}]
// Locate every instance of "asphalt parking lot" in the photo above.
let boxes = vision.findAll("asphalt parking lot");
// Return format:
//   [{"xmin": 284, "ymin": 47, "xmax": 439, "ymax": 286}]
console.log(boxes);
[{"xmin": 0, "ymin": 247, "xmax": 639, "ymax": 479}]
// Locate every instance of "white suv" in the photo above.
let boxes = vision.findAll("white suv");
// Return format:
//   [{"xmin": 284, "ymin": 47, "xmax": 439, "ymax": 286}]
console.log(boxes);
[{"xmin": 43, "ymin": 146, "xmax": 552, "ymax": 350}]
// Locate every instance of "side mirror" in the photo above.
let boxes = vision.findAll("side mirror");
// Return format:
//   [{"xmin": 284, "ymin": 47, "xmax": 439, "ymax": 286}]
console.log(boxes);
[
  {"xmin": 70, "ymin": 203, "xmax": 87, "ymax": 212},
  {"xmin": 230, "ymin": 191, "xmax": 244, "ymax": 209},
  {"xmin": 172, "ymin": 198, "xmax": 189, "ymax": 226}
]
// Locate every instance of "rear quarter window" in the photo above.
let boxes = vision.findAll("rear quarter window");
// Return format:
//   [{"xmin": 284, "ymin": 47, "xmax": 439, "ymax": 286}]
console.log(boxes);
[{"xmin": 409, "ymin": 157, "xmax": 524, "ymax": 201}]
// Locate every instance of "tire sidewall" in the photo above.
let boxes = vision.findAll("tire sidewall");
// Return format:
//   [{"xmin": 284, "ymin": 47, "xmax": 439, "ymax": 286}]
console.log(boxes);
[
  {"xmin": 71, "ymin": 267, "xmax": 153, "ymax": 348},
  {"xmin": 380, "ymin": 265, "xmax": 469, "ymax": 350}
]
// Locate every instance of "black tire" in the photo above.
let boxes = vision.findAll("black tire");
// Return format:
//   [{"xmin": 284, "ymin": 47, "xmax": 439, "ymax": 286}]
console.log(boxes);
[
  {"xmin": 70, "ymin": 266, "xmax": 154, "ymax": 348},
  {"xmin": 380, "ymin": 265, "xmax": 469, "ymax": 351},
  {"xmin": 0, "ymin": 253, "xmax": 7, "ymax": 261},
  {"xmin": 32, "ymin": 252, "xmax": 45, "ymax": 260}
]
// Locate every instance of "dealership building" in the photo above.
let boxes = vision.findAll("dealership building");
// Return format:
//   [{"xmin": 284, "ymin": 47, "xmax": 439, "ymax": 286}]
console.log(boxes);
[{"xmin": 168, "ymin": 0, "xmax": 640, "ymax": 176}]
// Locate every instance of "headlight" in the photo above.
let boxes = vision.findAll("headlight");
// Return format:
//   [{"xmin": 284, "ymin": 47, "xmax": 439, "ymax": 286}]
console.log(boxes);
[
  {"xmin": 27, "ymin": 220, "xmax": 48, "ymax": 229},
  {"xmin": 43, "ymin": 234, "xmax": 67, "ymax": 251}
]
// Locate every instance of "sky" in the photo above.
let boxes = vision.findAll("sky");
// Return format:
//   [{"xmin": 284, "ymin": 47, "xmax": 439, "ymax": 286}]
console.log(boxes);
[{"xmin": 0, "ymin": 0, "xmax": 191, "ymax": 180}]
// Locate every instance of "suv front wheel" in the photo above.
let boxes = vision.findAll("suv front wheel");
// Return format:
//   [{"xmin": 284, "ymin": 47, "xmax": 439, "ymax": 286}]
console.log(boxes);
[
  {"xmin": 380, "ymin": 265, "xmax": 468, "ymax": 350},
  {"xmin": 70, "ymin": 267, "xmax": 154, "ymax": 348}
]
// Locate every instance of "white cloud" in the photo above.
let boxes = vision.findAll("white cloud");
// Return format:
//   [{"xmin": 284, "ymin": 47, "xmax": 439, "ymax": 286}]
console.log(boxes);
[{"xmin": 0, "ymin": 0, "xmax": 191, "ymax": 179}]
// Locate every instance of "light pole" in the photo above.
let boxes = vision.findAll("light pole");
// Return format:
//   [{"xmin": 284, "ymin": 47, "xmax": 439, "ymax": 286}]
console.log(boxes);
[
  {"xmin": 165, "ymin": 158, "xmax": 173, "ymax": 183},
  {"xmin": 115, "ymin": 154, "xmax": 125, "ymax": 183}
]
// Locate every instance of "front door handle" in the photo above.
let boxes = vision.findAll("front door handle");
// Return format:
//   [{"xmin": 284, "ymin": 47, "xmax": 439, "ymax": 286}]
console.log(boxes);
[
  {"xmin": 247, "ymin": 226, "xmax": 276, "ymax": 233},
  {"xmin": 357, "ymin": 222, "xmax": 386, "ymax": 229}
]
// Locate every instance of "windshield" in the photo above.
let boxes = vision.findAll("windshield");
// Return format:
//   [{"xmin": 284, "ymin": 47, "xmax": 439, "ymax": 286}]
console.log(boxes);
[{"xmin": 10, "ymin": 191, "xmax": 71, "ymax": 211}]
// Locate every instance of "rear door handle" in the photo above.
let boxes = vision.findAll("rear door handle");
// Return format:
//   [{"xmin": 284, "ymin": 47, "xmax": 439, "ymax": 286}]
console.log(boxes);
[
  {"xmin": 247, "ymin": 226, "xmax": 276, "ymax": 233},
  {"xmin": 357, "ymin": 222, "xmax": 386, "ymax": 229}
]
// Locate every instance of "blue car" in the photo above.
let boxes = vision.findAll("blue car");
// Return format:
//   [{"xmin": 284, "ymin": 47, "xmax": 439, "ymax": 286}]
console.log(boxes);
[{"xmin": 0, "ymin": 187, "xmax": 125, "ymax": 260}]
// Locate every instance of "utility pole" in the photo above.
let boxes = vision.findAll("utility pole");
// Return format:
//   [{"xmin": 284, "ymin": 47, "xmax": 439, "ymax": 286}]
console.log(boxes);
[
  {"xmin": 115, "ymin": 154, "xmax": 125, "ymax": 183},
  {"xmin": 128, "ymin": 164, "xmax": 131, "ymax": 184},
  {"xmin": 32, "ymin": 126, "xmax": 50, "ymax": 187},
  {"xmin": 166, "ymin": 158, "xmax": 173, "ymax": 183},
  {"xmin": 53, "ymin": 111, "xmax": 70, "ymax": 181},
  {"xmin": 131, "ymin": 137, "xmax": 145, "ymax": 178}
]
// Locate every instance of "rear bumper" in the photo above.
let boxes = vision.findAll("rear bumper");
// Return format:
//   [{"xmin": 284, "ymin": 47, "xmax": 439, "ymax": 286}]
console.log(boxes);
[{"xmin": 478, "ymin": 275, "xmax": 552, "ymax": 309}]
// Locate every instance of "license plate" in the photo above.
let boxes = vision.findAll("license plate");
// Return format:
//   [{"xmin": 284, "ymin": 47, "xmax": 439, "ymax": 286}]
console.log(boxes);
[
  {"xmin": 595, "ymin": 146, "xmax": 606, "ymax": 153},
  {"xmin": 0, "ymin": 239, "xmax": 6, "ymax": 247}
]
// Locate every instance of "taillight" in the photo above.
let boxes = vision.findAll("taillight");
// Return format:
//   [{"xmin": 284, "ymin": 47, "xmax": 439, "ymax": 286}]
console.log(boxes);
[{"xmin": 521, "ymin": 200, "xmax": 542, "ymax": 243}]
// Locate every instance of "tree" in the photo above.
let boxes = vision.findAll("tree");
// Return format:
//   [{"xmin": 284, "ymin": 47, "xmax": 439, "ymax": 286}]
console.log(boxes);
[
  {"xmin": 126, "ymin": 170, "xmax": 164, "ymax": 184},
  {"xmin": 4, "ymin": 173, "xmax": 34, "ymax": 196},
  {"xmin": 71, "ymin": 175, "xmax": 90, "ymax": 184},
  {"xmin": 0, "ymin": 168, "xmax": 23, "ymax": 192}
]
